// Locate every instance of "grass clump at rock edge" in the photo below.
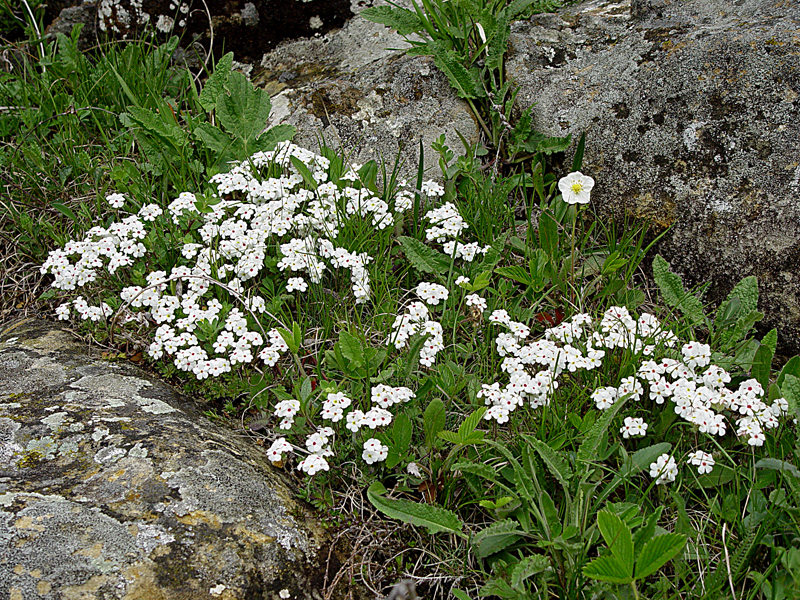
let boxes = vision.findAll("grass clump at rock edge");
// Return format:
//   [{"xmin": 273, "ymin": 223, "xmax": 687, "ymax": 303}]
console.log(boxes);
[{"xmin": 4, "ymin": 12, "xmax": 800, "ymax": 600}]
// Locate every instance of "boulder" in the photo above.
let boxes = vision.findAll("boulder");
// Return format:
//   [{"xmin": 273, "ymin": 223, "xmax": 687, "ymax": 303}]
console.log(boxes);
[
  {"xmin": 44, "ymin": 0, "xmax": 353, "ymax": 62},
  {"xmin": 0, "ymin": 318, "xmax": 361, "ymax": 600},
  {"xmin": 504, "ymin": 0, "xmax": 800, "ymax": 355},
  {"xmin": 261, "ymin": 0, "xmax": 800, "ymax": 355}
]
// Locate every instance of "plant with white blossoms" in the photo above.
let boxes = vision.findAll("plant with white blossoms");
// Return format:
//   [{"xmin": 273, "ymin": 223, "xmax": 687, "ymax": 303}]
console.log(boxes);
[{"xmin": 475, "ymin": 302, "xmax": 792, "ymax": 484}]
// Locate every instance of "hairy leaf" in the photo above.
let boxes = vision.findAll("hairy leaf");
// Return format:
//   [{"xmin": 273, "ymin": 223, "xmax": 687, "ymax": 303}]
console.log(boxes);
[
  {"xmin": 473, "ymin": 519, "xmax": 524, "ymax": 558},
  {"xmin": 367, "ymin": 482, "xmax": 465, "ymax": 536},
  {"xmin": 635, "ymin": 533, "xmax": 687, "ymax": 579},
  {"xmin": 597, "ymin": 510, "xmax": 634, "ymax": 571},
  {"xmin": 198, "ymin": 52, "xmax": 233, "ymax": 112},
  {"xmin": 398, "ymin": 236, "xmax": 451, "ymax": 275},
  {"xmin": 652, "ymin": 255, "xmax": 706, "ymax": 327},
  {"xmin": 430, "ymin": 40, "xmax": 483, "ymax": 98},
  {"xmin": 583, "ymin": 555, "xmax": 632, "ymax": 585},
  {"xmin": 360, "ymin": 5, "xmax": 426, "ymax": 35},
  {"xmin": 510, "ymin": 554, "xmax": 550, "ymax": 590}
]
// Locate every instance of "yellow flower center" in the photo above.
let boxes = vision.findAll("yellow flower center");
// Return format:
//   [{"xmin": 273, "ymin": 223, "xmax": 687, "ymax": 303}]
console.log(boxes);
[{"xmin": 571, "ymin": 181, "xmax": 584, "ymax": 194}]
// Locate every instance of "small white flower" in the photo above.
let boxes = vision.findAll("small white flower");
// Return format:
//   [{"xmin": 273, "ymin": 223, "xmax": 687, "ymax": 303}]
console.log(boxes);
[
  {"xmin": 557, "ymin": 172, "xmax": 594, "ymax": 205},
  {"xmin": 286, "ymin": 277, "xmax": 308, "ymax": 292},
  {"xmin": 106, "ymin": 193, "xmax": 126, "ymax": 208},
  {"xmin": 687, "ymin": 450, "xmax": 715, "ymax": 475},
  {"xmin": 407, "ymin": 462, "xmax": 422, "ymax": 477},
  {"xmin": 649, "ymin": 453, "xmax": 678, "ymax": 485},
  {"xmin": 279, "ymin": 590, "xmax": 291, "ymax": 599}
]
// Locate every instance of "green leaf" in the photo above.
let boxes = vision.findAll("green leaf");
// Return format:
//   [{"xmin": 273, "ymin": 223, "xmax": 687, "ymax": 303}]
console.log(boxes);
[
  {"xmin": 485, "ymin": 13, "xmax": 508, "ymax": 71},
  {"xmin": 194, "ymin": 122, "xmax": 235, "ymax": 155},
  {"xmin": 360, "ymin": 5, "xmax": 426, "ymax": 35},
  {"xmin": 724, "ymin": 310, "xmax": 764, "ymax": 352},
  {"xmin": 536, "ymin": 134, "xmax": 572, "ymax": 155},
  {"xmin": 755, "ymin": 458, "xmax": 800, "ymax": 479},
  {"xmin": 438, "ymin": 430, "xmax": 462, "ymax": 444},
  {"xmin": 458, "ymin": 407, "xmax": 487, "ymax": 438},
  {"xmin": 430, "ymin": 40, "xmax": 483, "ymax": 99},
  {"xmin": 572, "ymin": 132, "xmax": 586, "ymax": 172},
  {"xmin": 597, "ymin": 510, "xmax": 634, "ymax": 572},
  {"xmin": 51, "ymin": 202, "xmax": 77, "ymax": 222},
  {"xmin": 198, "ymin": 52, "xmax": 233, "ymax": 112},
  {"xmin": 652, "ymin": 255, "xmax": 707, "ymax": 327},
  {"xmin": 451, "ymin": 590, "xmax": 472, "ymax": 600},
  {"xmin": 524, "ymin": 435, "xmax": 572, "ymax": 489},
  {"xmin": 217, "ymin": 71, "xmax": 273, "ymax": 147},
  {"xmin": 781, "ymin": 375, "xmax": 800, "ymax": 422},
  {"xmin": 398, "ymin": 236, "xmax": 451, "ymax": 275},
  {"xmin": 576, "ymin": 395, "xmax": 628, "ymax": 466},
  {"xmin": 289, "ymin": 155, "xmax": 319, "ymax": 191},
  {"xmin": 751, "ymin": 343, "xmax": 774, "ymax": 392},
  {"xmin": 583, "ymin": 555, "xmax": 633, "ymax": 585},
  {"xmin": 777, "ymin": 357, "xmax": 800, "ymax": 389},
  {"xmin": 423, "ymin": 398, "xmax": 446, "ymax": 451},
  {"xmin": 717, "ymin": 276, "xmax": 759, "ymax": 325},
  {"xmin": 634, "ymin": 533, "xmax": 687, "ymax": 579},
  {"xmin": 510, "ymin": 555, "xmax": 550, "ymax": 590},
  {"xmin": 618, "ymin": 442, "xmax": 672, "ymax": 479},
  {"xmin": 478, "ymin": 579, "xmax": 517, "ymax": 599},
  {"xmin": 124, "ymin": 105, "xmax": 188, "ymax": 147},
  {"xmin": 367, "ymin": 482, "xmax": 465, "ymax": 537},
  {"xmin": 338, "ymin": 330, "xmax": 364, "ymax": 366},
  {"xmin": 538, "ymin": 211, "xmax": 559, "ymax": 258},
  {"xmin": 473, "ymin": 519, "xmax": 524, "ymax": 558},
  {"xmin": 633, "ymin": 506, "xmax": 663, "ymax": 560},
  {"xmin": 392, "ymin": 413, "xmax": 413, "ymax": 454},
  {"xmin": 761, "ymin": 328, "xmax": 778, "ymax": 355},
  {"xmin": 495, "ymin": 265, "xmax": 533, "ymax": 286},
  {"xmin": 255, "ymin": 124, "xmax": 296, "ymax": 152},
  {"xmin": 451, "ymin": 461, "xmax": 497, "ymax": 481}
]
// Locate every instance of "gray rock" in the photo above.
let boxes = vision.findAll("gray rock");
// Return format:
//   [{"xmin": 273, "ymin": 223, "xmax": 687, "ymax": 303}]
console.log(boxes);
[
  {"xmin": 505, "ymin": 0, "xmax": 800, "ymax": 354},
  {"xmin": 0, "ymin": 319, "xmax": 360, "ymax": 600},
  {"xmin": 261, "ymin": 0, "xmax": 800, "ymax": 354}
]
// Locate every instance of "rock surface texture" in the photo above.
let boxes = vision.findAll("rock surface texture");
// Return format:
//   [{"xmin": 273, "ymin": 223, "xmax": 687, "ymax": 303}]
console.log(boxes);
[
  {"xmin": 505, "ymin": 0, "xmax": 800, "ymax": 354},
  {"xmin": 263, "ymin": 0, "xmax": 800, "ymax": 354},
  {"xmin": 0, "ymin": 319, "xmax": 353, "ymax": 600}
]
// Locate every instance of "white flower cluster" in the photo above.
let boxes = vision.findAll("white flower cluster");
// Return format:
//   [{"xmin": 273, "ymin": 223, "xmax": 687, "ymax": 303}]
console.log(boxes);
[
  {"xmin": 265, "ymin": 385, "xmax": 413, "ymax": 474},
  {"xmin": 388, "ymin": 299, "xmax": 444, "ymax": 367},
  {"xmin": 481, "ymin": 304, "xmax": 791, "ymax": 482},
  {"xmin": 42, "ymin": 142, "xmax": 449, "ymax": 379}
]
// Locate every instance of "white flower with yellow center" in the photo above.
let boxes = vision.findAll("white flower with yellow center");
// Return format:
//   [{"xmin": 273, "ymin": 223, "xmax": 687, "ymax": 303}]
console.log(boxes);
[{"xmin": 558, "ymin": 171, "xmax": 595, "ymax": 205}]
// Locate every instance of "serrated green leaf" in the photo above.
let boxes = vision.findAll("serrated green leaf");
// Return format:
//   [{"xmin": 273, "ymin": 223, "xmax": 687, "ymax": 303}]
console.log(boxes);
[
  {"xmin": 597, "ymin": 510, "xmax": 634, "ymax": 570},
  {"xmin": 633, "ymin": 506, "xmax": 663, "ymax": 560},
  {"xmin": 217, "ymin": 71, "xmax": 273, "ymax": 147},
  {"xmin": 577, "ymin": 395, "xmax": 628, "ymax": 466},
  {"xmin": 478, "ymin": 579, "xmax": 517, "ymax": 598},
  {"xmin": 338, "ymin": 330, "xmax": 364, "ymax": 366},
  {"xmin": 473, "ymin": 519, "xmax": 524, "ymax": 558},
  {"xmin": 618, "ymin": 442, "xmax": 672, "ymax": 479},
  {"xmin": 458, "ymin": 406, "xmax": 487, "ymax": 438},
  {"xmin": 485, "ymin": 13, "xmax": 508, "ymax": 71},
  {"xmin": 199, "ymin": 52, "xmax": 233, "ymax": 112},
  {"xmin": 495, "ymin": 265, "xmax": 532, "ymax": 286},
  {"xmin": 430, "ymin": 40, "xmax": 483, "ymax": 99},
  {"xmin": 761, "ymin": 328, "xmax": 778, "ymax": 355},
  {"xmin": 398, "ymin": 236, "xmax": 451, "ymax": 275},
  {"xmin": 782, "ymin": 374, "xmax": 800, "ymax": 422},
  {"xmin": 194, "ymin": 122, "xmax": 234, "ymax": 154},
  {"xmin": 360, "ymin": 5, "xmax": 426, "ymax": 35},
  {"xmin": 536, "ymin": 134, "xmax": 572, "ymax": 155},
  {"xmin": 523, "ymin": 435, "xmax": 572, "ymax": 489},
  {"xmin": 583, "ymin": 555, "xmax": 633, "ymax": 585},
  {"xmin": 510, "ymin": 554, "xmax": 550, "ymax": 590},
  {"xmin": 451, "ymin": 461, "xmax": 498, "ymax": 481},
  {"xmin": 367, "ymin": 482, "xmax": 465, "ymax": 537},
  {"xmin": 438, "ymin": 430, "xmax": 462, "ymax": 444},
  {"xmin": 634, "ymin": 533, "xmax": 686, "ymax": 579},
  {"xmin": 255, "ymin": 124, "xmax": 296, "ymax": 152},
  {"xmin": 652, "ymin": 255, "xmax": 706, "ymax": 327},
  {"xmin": 125, "ymin": 105, "xmax": 188, "ymax": 147}
]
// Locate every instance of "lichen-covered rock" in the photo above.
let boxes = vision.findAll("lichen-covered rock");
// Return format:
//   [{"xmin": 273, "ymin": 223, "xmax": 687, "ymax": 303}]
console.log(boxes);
[
  {"xmin": 504, "ymin": 0, "xmax": 800, "ymax": 354},
  {"xmin": 260, "ymin": 1, "xmax": 479, "ymax": 187},
  {"xmin": 0, "ymin": 319, "xmax": 358, "ymax": 600}
]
